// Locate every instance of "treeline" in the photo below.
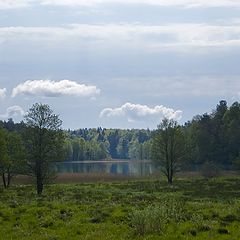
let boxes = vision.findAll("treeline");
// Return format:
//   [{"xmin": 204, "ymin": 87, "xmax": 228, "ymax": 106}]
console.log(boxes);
[
  {"xmin": 1, "ymin": 100, "xmax": 240, "ymax": 169},
  {"xmin": 64, "ymin": 128, "xmax": 152, "ymax": 161},
  {"xmin": 184, "ymin": 100, "xmax": 240, "ymax": 169},
  {"xmin": 65, "ymin": 100, "xmax": 240, "ymax": 169},
  {"xmin": 0, "ymin": 120, "xmax": 153, "ymax": 161}
]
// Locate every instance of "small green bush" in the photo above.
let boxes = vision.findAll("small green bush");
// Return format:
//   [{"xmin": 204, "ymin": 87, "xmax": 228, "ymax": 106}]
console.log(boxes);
[{"xmin": 130, "ymin": 198, "xmax": 187, "ymax": 236}]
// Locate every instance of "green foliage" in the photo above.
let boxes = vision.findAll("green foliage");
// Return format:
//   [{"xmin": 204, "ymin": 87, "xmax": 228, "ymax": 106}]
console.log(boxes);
[
  {"xmin": 24, "ymin": 103, "xmax": 65, "ymax": 194},
  {"xmin": 66, "ymin": 128, "xmax": 152, "ymax": 161},
  {"xmin": 64, "ymin": 137, "xmax": 108, "ymax": 161},
  {"xmin": 184, "ymin": 100, "xmax": 240, "ymax": 170},
  {"xmin": 0, "ymin": 128, "xmax": 8, "ymax": 168},
  {"xmin": 130, "ymin": 198, "xmax": 187, "ymax": 236},
  {"xmin": 151, "ymin": 118, "xmax": 185, "ymax": 183},
  {"xmin": 0, "ymin": 127, "xmax": 26, "ymax": 188}
]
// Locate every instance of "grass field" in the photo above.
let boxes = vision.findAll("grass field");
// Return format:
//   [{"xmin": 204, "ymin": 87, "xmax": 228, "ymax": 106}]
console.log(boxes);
[{"xmin": 1, "ymin": 176, "xmax": 240, "ymax": 239}]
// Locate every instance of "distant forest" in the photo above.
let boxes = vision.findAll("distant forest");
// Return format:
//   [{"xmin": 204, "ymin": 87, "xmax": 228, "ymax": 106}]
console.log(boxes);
[{"xmin": 1, "ymin": 100, "xmax": 240, "ymax": 170}]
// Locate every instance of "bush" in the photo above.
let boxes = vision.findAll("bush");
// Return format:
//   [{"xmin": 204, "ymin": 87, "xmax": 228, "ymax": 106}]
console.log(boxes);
[
  {"xmin": 130, "ymin": 206, "xmax": 166, "ymax": 236},
  {"xmin": 130, "ymin": 198, "xmax": 187, "ymax": 236}
]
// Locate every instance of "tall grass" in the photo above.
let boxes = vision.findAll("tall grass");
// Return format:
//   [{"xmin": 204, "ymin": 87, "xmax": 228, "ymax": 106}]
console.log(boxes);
[{"xmin": 130, "ymin": 198, "xmax": 187, "ymax": 236}]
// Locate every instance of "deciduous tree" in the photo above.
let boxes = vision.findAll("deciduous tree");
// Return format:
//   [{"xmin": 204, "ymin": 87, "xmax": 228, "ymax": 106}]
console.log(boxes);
[
  {"xmin": 25, "ymin": 103, "xmax": 65, "ymax": 195},
  {"xmin": 151, "ymin": 118, "xmax": 185, "ymax": 183},
  {"xmin": 0, "ymin": 129, "xmax": 25, "ymax": 188}
]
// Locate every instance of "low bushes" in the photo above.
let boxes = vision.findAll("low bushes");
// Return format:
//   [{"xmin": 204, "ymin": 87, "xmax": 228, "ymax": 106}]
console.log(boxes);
[{"xmin": 130, "ymin": 198, "xmax": 187, "ymax": 236}]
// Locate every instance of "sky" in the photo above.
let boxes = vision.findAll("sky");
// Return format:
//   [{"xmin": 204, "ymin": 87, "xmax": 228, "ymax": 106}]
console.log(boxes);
[{"xmin": 1, "ymin": 0, "xmax": 240, "ymax": 129}]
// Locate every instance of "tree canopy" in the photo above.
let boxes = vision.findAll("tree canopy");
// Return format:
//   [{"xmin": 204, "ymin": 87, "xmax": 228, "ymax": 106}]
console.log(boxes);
[
  {"xmin": 24, "ymin": 103, "xmax": 65, "ymax": 195},
  {"xmin": 151, "ymin": 118, "xmax": 185, "ymax": 183}
]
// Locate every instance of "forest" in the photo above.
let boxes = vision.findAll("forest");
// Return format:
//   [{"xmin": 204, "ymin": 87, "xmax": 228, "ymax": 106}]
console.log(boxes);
[
  {"xmin": 65, "ymin": 100, "xmax": 240, "ymax": 171},
  {"xmin": 1, "ymin": 100, "xmax": 239, "ymax": 171}
]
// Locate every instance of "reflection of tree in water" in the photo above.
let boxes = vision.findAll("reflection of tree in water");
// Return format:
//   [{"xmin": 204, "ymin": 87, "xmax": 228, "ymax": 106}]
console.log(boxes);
[
  {"xmin": 110, "ymin": 164, "xmax": 118, "ymax": 174},
  {"xmin": 55, "ymin": 160, "xmax": 154, "ymax": 176},
  {"xmin": 122, "ymin": 164, "xmax": 129, "ymax": 175}
]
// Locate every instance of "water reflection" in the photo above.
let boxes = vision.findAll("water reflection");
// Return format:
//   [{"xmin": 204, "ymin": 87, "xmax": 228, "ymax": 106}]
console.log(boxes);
[{"xmin": 54, "ymin": 160, "xmax": 154, "ymax": 176}]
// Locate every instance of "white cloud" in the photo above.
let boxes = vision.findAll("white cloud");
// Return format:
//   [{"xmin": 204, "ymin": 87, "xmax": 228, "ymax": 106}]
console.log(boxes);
[
  {"xmin": 100, "ymin": 102, "xmax": 183, "ymax": 122},
  {"xmin": 0, "ymin": 106, "xmax": 25, "ymax": 119},
  {"xmin": 1, "ymin": 24, "xmax": 240, "ymax": 50},
  {"xmin": 0, "ymin": 88, "xmax": 6, "ymax": 99},
  {"xmin": 11, "ymin": 79, "xmax": 100, "ymax": 98}
]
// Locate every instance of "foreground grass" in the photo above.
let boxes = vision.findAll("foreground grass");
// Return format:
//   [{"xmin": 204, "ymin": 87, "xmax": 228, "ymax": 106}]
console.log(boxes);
[{"xmin": 0, "ymin": 177, "xmax": 240, "ymax": 239}]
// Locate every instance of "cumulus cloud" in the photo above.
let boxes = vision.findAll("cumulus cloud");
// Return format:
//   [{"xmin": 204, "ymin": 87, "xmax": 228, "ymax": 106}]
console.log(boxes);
[
  {"xmin": 0, "ymin": 88, "xmax": 6, "ymax": 99},
  {"xmin": 0, "ymin": 106, "xmax": 25, "ymax": 119},
  {"xmin": 100, "ymin": 102, "xmax": 183, "ymax": 122},
  {"xmin": 11, "ymin": 80, "xmax": 100, "ymax": 98},
  {"xmin": 1, "ymin": 24, "xmax": 240, "ymax": 50}
]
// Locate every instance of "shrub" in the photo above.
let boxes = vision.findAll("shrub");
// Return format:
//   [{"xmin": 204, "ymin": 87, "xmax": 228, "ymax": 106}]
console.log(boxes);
[
  {"xmin": 130, "ymin": 198, "xmax": 186, "ymax": 236},
  {"xmin": 130, "ymin": 206, "xmax": 166, "ymax": 236}
]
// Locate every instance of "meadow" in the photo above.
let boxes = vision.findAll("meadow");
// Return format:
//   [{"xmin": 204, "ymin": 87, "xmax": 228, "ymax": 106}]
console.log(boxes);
[{"xmin": 0, "ymin": 176, "xmax": 240, "ymax": 239}]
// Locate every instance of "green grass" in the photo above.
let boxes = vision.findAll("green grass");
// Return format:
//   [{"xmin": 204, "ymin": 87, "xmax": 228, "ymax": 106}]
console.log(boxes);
[{"xmin": 1, "ymin": 177, "xmax": 240, "ymax": 239}]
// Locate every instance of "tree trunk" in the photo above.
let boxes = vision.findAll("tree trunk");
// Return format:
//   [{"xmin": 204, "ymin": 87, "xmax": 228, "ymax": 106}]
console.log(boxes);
[
  {"xmin": 7, "ymin": 168, "xmax": 11, "ymax": 188},
  {"xmin": 37, "ymin": 174, "xmax": 43, "ymax": 195},
  {"xmin": 168, "ymin": 177, "xmax": 173, "ymax": 184},
  {"xmin": 168, "ymin": 173, "xmax": 173, "ymax": 184},
  {"xmin": 36, "ymin": 168, "xmax": 43, "ymax": 195},
  {"xmin": 2, "ymin": 173, "xmax": 7, "ymax": 188},
  {"xmin": 36, "ymin": 158, "xmax": 43, "ymax": 195}
]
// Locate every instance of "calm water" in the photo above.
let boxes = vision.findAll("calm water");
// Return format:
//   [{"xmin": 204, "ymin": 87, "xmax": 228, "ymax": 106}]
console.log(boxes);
[{"xmin": 54, "ymin": 160, "xmax": 155, "ymax": 176}]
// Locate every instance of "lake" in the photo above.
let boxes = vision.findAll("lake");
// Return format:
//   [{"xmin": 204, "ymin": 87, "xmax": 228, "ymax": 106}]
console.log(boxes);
[{"xmin": 54, "ymin": 160, "xmax": 155, "ymax": 176}]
